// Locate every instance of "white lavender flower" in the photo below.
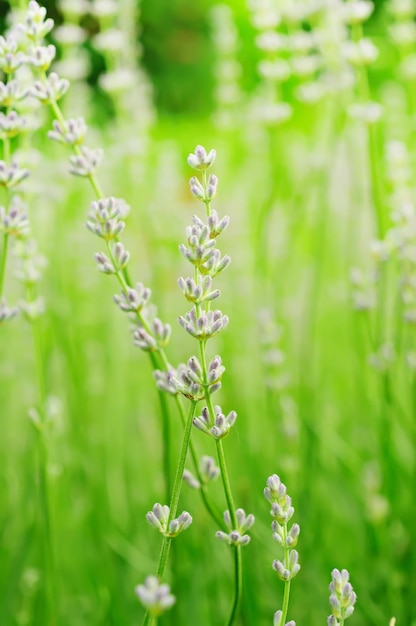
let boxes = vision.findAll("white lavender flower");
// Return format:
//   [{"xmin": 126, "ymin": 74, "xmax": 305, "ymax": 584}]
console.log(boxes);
[
  {"xmin": 146, "ymin": 503, "xmax": 192, "ymax": 537},
  {"xmin": 86, "ymin": 197, "xmax": 125, "ymax": 240},
  {"xmin": 178, "ymin": 307, "xmax": 229, "ymax": 341},
  {"xmin": 207, "ymin": 209, "xmax": 230, "ymax": 238},
  {"xmin": 158, "ymin": 355, "xmax": 223, "ymax": 400},
  {"xmin": 0, "ymin": 297, "xmax": 19, "ymax": 323},
  {"xmin": 94, "ymin": 242, "xmax": 130, "ymax": 274},
  {"xmin": 272, "ymin": 549, "xmax": 301, "ymax": 581},
  {"xmin": 216, "ymin": 508, "xmax": 255, "ymax": 546},
  {"xmin": 0, "ymin": 80, "xmax": 26, "ymax": 107},
  {"xmin": 328, "ymin": 569, "xmax": 357, "ymax": 624},
  {"xmin": 69, "ymin": 146, "xmax": 103, "ymax": 177},
  {"xmin": 48, "ymin": 117, "xmax": 87, "ymax": 145},
  {"xmin": 0, "ymin": 203, "xmax": 30, "ymax": 237},
  {"xmin": 135, "ymin": 576, "xmax": 175, "ymax": 616},
  {"xmin": 0, "ymin": 161, "xmax": 30, "ymax": 189},
  {"xmin": 0, "ymin": 35, "xmax": 25, "ymax": 74},
  {"xmin": 187, "ymin": 145, "xmax": 216, "ymax": 171},
  {"xmin": 153, "ymin": 364, "xmax": 187, "ymax": 396},
  {"xmin": 264, "ymin": 474, "xmax": 295, "ymax": 523},
  {"xmin": 193, "ymin": 404, "xmax": 237, "ymax": 438},
  {"xmin": 184, "ymin": 455, "xmax": 220, "ymax": 488},
  {"xmin": 177, "ymin": 274, "xmax": 220, "ymax": 305},
  {"xmin": 114, "ymin": 282, "xmax": 151, "ymax": 313},
  {"xmin": 272, "ymin": 521, "xmax": 300, "ymax": 548},
  {"xmin": 30, "ymin": 72, "xmax": 70, "ymax": 104},
  {"xmin": 19, "ymin": 1, "xmax": 54, "ymax": 42},
  {"xmin": 0, "ymin": 112, "xmax": 26, "ymax": 139},
  {"xmin": 26, "ymin": 45, "xmax": 56, "ymax": 71},
  {"xmin": 132, "ymin": 317, "xmax": 171, "ymax": 352}
]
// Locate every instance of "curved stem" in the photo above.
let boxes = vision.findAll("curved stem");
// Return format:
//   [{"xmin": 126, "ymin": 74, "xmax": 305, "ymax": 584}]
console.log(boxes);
[
  {"xmin": 142, "ymin": 401, "xmax": 197, "ymax": 626},
  {"xmin": 228, "ymin": 545, "xmax": 242, "ymax": 626}
]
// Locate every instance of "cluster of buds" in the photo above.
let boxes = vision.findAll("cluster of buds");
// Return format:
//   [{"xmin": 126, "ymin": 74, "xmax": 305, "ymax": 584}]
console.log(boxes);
[
  {"xmin": 86, "ymin": 197, "xmax": 126, "ymax": 240},
  {"xmin": 193, "ymin": 404, "xmax": 237, "ymax": 439},
  {"xmin": 327, "ymin": 568, "xmax": 357, "ymax": 625},
  {"xmin": 177, "ymin": 145, "xmax": 231, "ymax": 372},
  {"xmin": 264, "ymin": 474, "xmax": 300, "ymax": 624},
  {"xmin": 135, "ymin": 576, "xmax": 175, "ymax": 617},
  {"xmin": 156, "ymin": 354, "xmax": 224, "ymax": 401},
  {"xmin": 146, "ymin": 503, "xmax": 192, "ymax": 538},
  {"xmin": 86, "ymin": 196, "xmax": 171, "ymax": 356},
  {"xmin": 183, "ymin": 455, "xmax": 220, "ymax": 489},
  {"xmin": 132, "ymin": 315, "xmax": 171, "ymax": 353},
  {"xmin": 216, "ymin": 508, "xmax": 255, "ymax": 546},
  {"xmin": 0, "ymin": 3, "xmax": 57, "ymax": 327},
  {"xmin": 0, "ymin": 201, "xmax": 29, "ymax": 237}
]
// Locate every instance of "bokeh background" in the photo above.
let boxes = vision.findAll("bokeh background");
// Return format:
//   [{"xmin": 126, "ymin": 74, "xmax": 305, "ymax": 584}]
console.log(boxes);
[{"xmin": 1, "ymin": 1, "xmax": 416, "ymax": 626}]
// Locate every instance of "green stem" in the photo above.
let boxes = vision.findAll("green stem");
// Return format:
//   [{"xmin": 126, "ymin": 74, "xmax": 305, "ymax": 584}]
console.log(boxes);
[
  {"xmin": 142, "ymin": 401, "xmax": 197, "ymax": 626},
  {"xmin": 229, "ymin": 544, "xmax": 242, "ymax": 626},
  {"xmin": 149, "ymin": 352, "xmax": 171, "ymax": 502},
  {"xmin": 28, "ymin": 284, "xmax": 56, "ymax": 626},
  {"xmin": 173, "ymin": 395, "xmax": 224, "ymax": 529},
  {"xmin": 0, "ymin": 232, "xmax": 9, "ymax": 299},
  {"xmin": 279, "ymin": 523, "xmax": 291, "ymax": 626}
]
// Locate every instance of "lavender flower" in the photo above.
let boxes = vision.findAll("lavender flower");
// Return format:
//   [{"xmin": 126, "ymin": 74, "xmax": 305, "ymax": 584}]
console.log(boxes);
[
  {"xmin": 178, "ymin": 307, "xmax": 229, "ymax": 341},
  {"xmin": 19, "ymin": 1, "xmax": 54, "ymax": 41},
  {"xmin": 187, "ymin": 145, "xmax": 216, "ymax": 170},
  {"xmin": 69, "ymin": 146, "xmax": 103, "ymax": 177},
  {"xmin": 48, "ymin": 117, "xmax": 87, "ymax": 145},
  {"xmin": 86, "ymin": 197, "xmax": 125, "ymax": 240},
  {"xmin": 0, "ymin": 297, "xmax": 19, "ymax": 323},
  {"xmin": 0, "ymin": 161, "xmax": 30, "ymax": 189},
  {"xmin": 216, "ymin": 508, "xmax": 255, "ymax": 546},
  {"xmin": 135, "ymin": 576, "xmax": 175, "ymax": 616},
  {"xmin": 193, "ymin": 404, "xmax": 237, "ymax": 438},
  {"xmin": 30, "ymin": 73, "xmax": 70, "ymax": 104},
  {"xmin": 328, "ymin": 569, "xmax": 357, "ymax": 624},
  {"xmin": 146, "ymin": 503, "xmax": 192, "ymax": 537}
]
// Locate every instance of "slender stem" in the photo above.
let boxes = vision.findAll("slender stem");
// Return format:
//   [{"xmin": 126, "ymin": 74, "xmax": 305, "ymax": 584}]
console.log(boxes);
[
  {"xmin": 0, "ymin": 232, "xmax": 9, "ymax": 298},
  {"xmin": 279, "ymin": 522, "xmax": 291, "ymax": 626},
  {"xmin": 173, "ymin": 395, "xmax": 224, "ymax": 529},
  {"xmin": 28, "ymin": 283, "xmax": 57, "ymax": 626},
  {"xmin": 142, "ymin": 401, "xmax": 197, "ymax": 626},
  {"xmin": 227, "ymin": 545, "xmax": 242, "ymax": 626},
  {"xmin": 149, "ymin": 352, "xmax": 171, "ymax": 502}
]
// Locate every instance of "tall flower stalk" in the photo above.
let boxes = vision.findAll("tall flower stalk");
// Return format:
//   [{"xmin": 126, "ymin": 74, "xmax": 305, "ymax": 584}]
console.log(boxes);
[
  {"xmin": 138, "ymin": 146, "xmax": 254, "ymax": 626},
  {"xmin": 264, "ymin": 474, "xmax": 300, "ymax": 626}
]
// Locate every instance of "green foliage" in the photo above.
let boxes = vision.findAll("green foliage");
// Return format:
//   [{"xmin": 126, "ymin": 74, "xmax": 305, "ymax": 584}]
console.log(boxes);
[{"xmin": 1, "ymin": 1, "xmax": 416, "ymax": 626}]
